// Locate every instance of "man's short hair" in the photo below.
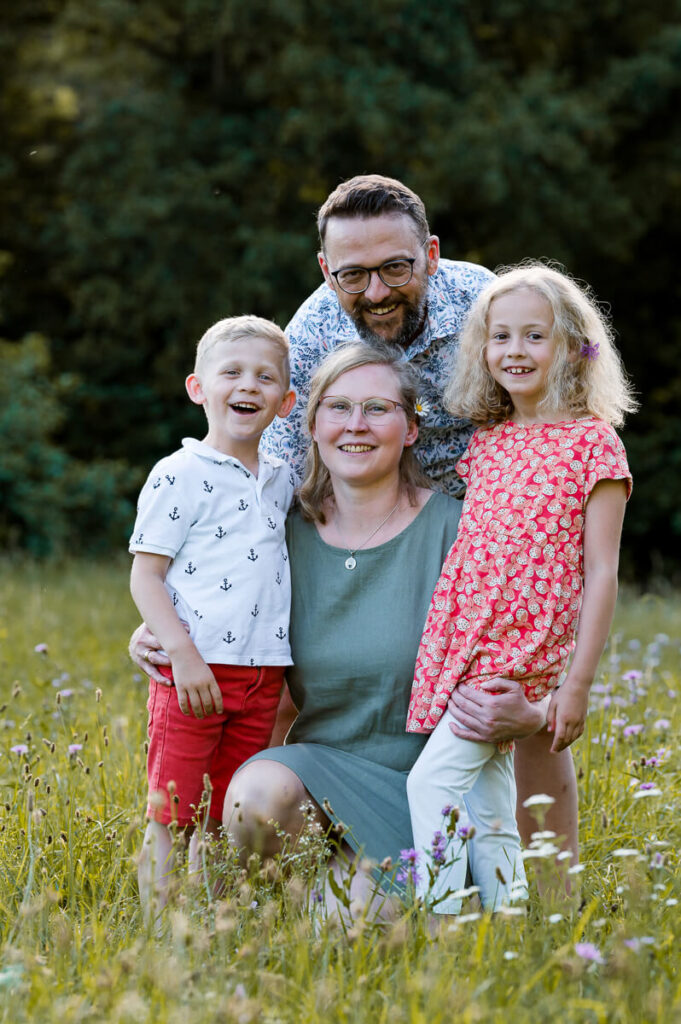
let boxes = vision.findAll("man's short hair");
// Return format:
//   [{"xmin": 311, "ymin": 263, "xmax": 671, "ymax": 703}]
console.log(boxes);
[
  {"xmin": 317, "ymin": 174, "xmax": 430, "ymax": 246},
  {"xmin": 194, "ymin": 315, "xmax": 290, "ymax": 387}
]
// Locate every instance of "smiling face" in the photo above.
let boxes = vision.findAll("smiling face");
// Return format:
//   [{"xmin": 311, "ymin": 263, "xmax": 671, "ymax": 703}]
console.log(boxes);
[
  {"xmin": 485, "ymin": 287, "xmax": 559, "ymax": 423},
  {"xmin": 185, "ymin": 336, "xmax": 295, "ymax": 462},
  {"xmin": 318, "ymin": 214, "xmax": 439, "ymax": 348},
  {"xmin": 311, "ymin": 363, "xmax": 419, "ymax": 489}
]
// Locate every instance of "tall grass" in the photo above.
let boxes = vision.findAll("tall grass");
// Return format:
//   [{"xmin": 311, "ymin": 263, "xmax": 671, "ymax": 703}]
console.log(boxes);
[{"xmin": 0, "ymin": 563, "xmax": 679, "ymax": 1022}]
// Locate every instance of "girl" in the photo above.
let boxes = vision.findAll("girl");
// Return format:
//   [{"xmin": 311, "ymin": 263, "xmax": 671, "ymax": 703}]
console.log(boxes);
[{"xmin": 406, "ymin": 263, "xmax": 636, "ymax": 914}]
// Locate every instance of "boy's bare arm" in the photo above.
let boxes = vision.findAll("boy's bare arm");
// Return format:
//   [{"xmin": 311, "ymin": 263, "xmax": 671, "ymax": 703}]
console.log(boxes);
[{"xmin": 130, "ymin": 553, "xmax": 224, "ymax": 718}]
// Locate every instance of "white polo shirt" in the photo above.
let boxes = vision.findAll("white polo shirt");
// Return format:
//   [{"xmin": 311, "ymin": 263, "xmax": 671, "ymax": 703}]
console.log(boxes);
[{"xmin": 129, "ymin": 438, "xmax": 296, "ymax": 667}]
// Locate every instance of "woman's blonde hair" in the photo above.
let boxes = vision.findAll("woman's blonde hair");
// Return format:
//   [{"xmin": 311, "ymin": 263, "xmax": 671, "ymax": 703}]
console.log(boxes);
[
  {"xmin": 298, "ymin": 343, "xmax": 429, "ymax": 523},
  {"xmin": 445, "ymin": 262, "xmax": 638, "ymax": 427}
]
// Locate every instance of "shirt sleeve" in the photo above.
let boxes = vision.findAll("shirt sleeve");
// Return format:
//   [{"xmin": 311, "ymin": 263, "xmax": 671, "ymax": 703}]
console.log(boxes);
[
  {"xmin": 128, "ymin": 457, "xmax": 195, "ymax": 558},
  {"xmin": 583, "ymin": 423, "xmax": 633, "ymax": 502}
]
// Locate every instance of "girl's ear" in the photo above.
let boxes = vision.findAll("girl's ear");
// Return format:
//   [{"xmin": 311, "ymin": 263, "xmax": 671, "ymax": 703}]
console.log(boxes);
[{"xmin": 185, "ymin": 373, "xmax": 205, "ymax": 405}]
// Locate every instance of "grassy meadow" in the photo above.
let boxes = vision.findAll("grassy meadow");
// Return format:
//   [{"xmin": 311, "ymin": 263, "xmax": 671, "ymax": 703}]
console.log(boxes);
[{"xmin": 0, "ymin": 559, "xmax": 679, "ymax": 1022}]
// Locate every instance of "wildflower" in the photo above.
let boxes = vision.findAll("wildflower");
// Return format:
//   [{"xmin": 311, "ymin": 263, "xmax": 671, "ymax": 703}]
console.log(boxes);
[
  {"xmin": 503, "ymin": 951, "xmax": 519, "ymax": 960},
  {"xmin": 57, "ymin": 689, "xmax": 74, "ymax": 699},
  {"xmin": 522, "ymin": 794, "xmax": 555, "ymax": 808},
  {"xmin": 580, "ymin": 340, "xmax": 599, "ymax": 360},
  {"xmin": 310, "ymin": 889, "xmax": 323, "ymax": 905},
  {"xmin": 415, "ymin": 396, "xmax": 431, "ymax": 417},
  {"xmin": 622, "ymin": 670, "xmax": 642, "ymax": 682},
  {"xmin": 34, "ymin": 643, "xmax": 49, "ymax": 654},
  {"xmin": 548, "ymin": 913, "xmax": 563, "ymax": 924},
  {"xmin": 10, "ymin": 744, "xmax": 28, "ymax": 756},
  {"xmin": 666, "ymin": 898, "xmax": 678, "ymax": 906},
  {"xmin": 575, "ymin": 942, "xmax": 605, "ymax": 964},
  {"xmin": 396, "ymin": 848, "xmax": 421, "ymax": 887},
  {"xmin": 567, "ymin": 863, "xmax": 585, "ymax": 875},
  {"xmin": 431, "ymin": 830, "xmax": 448, "ymax": 865},
  {"xmin": 624, "ymin": 936, "xmax": 655, "ymax": 951},
  {"xmin": 633, "ymin": 784, "xmax": 662, "ymax": 799},
  {"xmin": 379, "ymin": 856, "xmax": 393, "ymax": 873},
  {"xmin": 654, "ymin": 719, "xmax": 670, "ymax": 731},
  {"xmin": 68, "ymin": 744, "xmax": 83, "ymax": 755},
  {"xmin": 611, "ymin": 848, "xmax": 641, "ymax": 858},
  {"xmin": 623, "ymin": 724, "xmax": 644, "ymax": 737},
  {"xmin": 441, "ymin": 803, "xmax": 453, "ymax": 816},
  {"xmin": 610, "ymin": 717, "xmax": 627, "ymax": 728},
  {"xmin": 457, "ymin": 824, "xmax": 475, "ymax": 841}
]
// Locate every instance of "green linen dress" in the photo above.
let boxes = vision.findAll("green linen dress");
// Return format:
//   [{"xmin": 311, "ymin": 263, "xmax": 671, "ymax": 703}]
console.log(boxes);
[{"xmin": 247, "ymin": 491, "xmax": 462, "ymax": 865}]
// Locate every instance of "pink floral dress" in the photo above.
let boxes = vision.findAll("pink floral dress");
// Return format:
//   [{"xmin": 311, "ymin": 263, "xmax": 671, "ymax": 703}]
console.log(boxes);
[{"xmin": 407, "ymin": 419, "xmax": 631, "ymax": 733}]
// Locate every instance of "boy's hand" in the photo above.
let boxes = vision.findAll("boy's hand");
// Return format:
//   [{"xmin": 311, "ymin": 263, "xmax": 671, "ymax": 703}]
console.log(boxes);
[
  {"xmin": 172, "ymin": 653, "xmax": 223, "ymax": 718},
  {"xmin": 546, "ymin": 684, "xmax": 589, "ymax": 753}
]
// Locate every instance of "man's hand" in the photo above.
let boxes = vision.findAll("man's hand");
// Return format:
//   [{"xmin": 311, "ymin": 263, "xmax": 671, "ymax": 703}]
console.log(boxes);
[
  {"xmin": 448, "ymin": 677, "xmax": 547, "ymax": 744},
  {"xmin": 546, "ymin": 685, "xmax": 589, "ymax": 753}
]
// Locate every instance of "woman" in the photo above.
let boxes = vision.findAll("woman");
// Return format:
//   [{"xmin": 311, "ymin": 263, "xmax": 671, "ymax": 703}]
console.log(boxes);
[{"xmin": 133, "ymin": 344, "xmax": 575, "ymax": 911}]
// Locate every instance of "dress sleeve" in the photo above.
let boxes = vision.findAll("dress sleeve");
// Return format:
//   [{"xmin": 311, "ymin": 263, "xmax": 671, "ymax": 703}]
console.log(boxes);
[{"xmin": 583, "ymin": 422, "xmax": 632, "ymax": 502}]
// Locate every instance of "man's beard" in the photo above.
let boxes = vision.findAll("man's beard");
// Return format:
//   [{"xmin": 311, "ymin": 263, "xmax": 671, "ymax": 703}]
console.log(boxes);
[{"xmin": 351, "ymin": 292, "xmax": 428, "ymax": 350}]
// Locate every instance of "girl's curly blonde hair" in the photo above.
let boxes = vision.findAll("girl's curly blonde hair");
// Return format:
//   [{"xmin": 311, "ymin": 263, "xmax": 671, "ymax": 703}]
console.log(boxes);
[{"xmin": 445, "ymin": 261, "xmax": 637, "ymax": 427}]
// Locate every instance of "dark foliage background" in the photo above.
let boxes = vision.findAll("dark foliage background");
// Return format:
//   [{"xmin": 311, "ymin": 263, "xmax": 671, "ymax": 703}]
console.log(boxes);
[{"xmin": 1, "ymin": 0, "xmax": 680, "ymax": 576}]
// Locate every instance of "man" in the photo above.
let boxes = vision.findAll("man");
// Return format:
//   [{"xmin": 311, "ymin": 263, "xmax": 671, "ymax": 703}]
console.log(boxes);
[
  {"xmin": 260, "ymin": 173, "xmax": 579, "ymax": 870},
  {"xmin": 261, "ymin": 174, "xmax": 494, "ymax": 495}
]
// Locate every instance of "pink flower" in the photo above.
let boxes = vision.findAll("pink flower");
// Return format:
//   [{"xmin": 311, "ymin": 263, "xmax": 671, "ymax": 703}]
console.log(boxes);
[
  {"xmin": 10, "ymin": 744, "xmax": 29, "ymax": 756},
  {"xmin": 575, "ymin": 942, "xmax": 605, "ymax": 964},
  {"xmin": 34, "ymin": 643, "xmax": 48, "ymax": 654}
]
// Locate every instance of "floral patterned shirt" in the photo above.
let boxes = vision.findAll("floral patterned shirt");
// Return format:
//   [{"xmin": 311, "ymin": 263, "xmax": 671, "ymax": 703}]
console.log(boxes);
[{"xmin": 261, "ymin": 259, "xmax": 495, "ymax": 496}]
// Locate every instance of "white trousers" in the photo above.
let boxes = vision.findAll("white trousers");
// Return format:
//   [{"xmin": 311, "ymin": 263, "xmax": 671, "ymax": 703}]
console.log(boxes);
[{"xmin": 407, "ymin": 712, "xmax": 528, "ymax": 913}]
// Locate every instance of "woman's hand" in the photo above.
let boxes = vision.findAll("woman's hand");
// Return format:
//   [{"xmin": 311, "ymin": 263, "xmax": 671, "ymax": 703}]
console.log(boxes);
[
  {"xmin": 129, "ymin": 623, "xmax": 172, "ymax": 684},
  {"xmin": 447, "ymin": 677, "xmax": 547, "ymax": 744}
]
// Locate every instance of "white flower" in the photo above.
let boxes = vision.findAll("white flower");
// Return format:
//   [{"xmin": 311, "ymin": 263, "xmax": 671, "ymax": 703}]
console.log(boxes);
[
  {"xmin": 611, "ymin": 848, "xmax": 641, "ymax": 857},
  {"xmin": 633, "ymin": 786, "xmax": 662, "ymax": 799},
  {"xmin": 567, "ymin": 863, "xmax": 585, "ymax": 875},
  {"xmin": 522, "ymin": 793, "xmax": 556, "ymax": 808},
  {"xmin": 548, "ymin": 913, "xmax": 563, "ymax": 924},
  {"xmin": 503, "ymin": 951, "xmax": 519, "ymax": 960},
  {"xmin": 415, "ymin": 396, "xmax": 432, "ymax": 417}
]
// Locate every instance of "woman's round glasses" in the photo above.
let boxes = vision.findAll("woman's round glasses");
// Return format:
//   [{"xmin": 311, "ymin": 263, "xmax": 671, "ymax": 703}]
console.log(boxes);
[
  {"xmin": 330, "ymin": 258, "xmax": 417, "ymax": 294},
  {"xmin": 317, "ymin": 396, "xmax": 406, "ymax": 421}
]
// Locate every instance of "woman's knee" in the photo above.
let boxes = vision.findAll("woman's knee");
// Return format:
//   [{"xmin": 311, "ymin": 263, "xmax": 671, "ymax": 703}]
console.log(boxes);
[{"xmin": 223, "ymin": 760, "xmax": 309, "ymax": 855}]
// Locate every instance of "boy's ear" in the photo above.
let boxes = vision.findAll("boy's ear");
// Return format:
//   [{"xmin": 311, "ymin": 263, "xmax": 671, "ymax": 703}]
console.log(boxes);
[
  {"xmin": 185, "ymin": 373, "xmax": 205, "ymax": 405},
  {"xmin": 277, "ymin": 389, "xmax": 296, "ymax": 419}
]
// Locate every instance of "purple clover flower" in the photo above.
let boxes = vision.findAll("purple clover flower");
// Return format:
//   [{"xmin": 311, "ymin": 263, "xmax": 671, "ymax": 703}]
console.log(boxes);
[
  {"xmin": 397, "ymin": 848, "xmax": 421, "ymax": 887},
  {"xmin": 575, "ymin": 942, "xmax": 605, "ymax": 964},
  {"xmin": 34, "ymin": 643, "xmax": 48, "ymax": 654},
  {"xmin": 10, "ymin": 744, "xmax": 29, "ymax": 755},
  {"xmin": 431, "ymin": 830, "xmax": 447, "ymax": 865},
  {"xmin": 68, "ymin": 743, "xmax": 83, "ymax": 755},
  {"xmin": 623, "ymin": 724, "xmax": 644, "ymax": 738},
  {"xmin": 622, "ymin": 670, "xmax": 643, "ymax": 682}
]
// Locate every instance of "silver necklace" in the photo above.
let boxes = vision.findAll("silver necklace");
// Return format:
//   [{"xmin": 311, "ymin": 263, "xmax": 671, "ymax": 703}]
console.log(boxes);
[{"xmin": 336, "ymin": 502, "xmax": 401, "ymax": 571}]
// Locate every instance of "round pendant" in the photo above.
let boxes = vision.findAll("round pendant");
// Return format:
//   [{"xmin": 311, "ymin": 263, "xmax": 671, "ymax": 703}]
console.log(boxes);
[{"xmin": 344, "ymin": 555, "xmax": 357, "ymax": 571}]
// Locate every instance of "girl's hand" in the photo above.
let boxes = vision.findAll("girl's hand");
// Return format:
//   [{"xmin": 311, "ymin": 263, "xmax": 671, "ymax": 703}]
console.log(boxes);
[
  {"xmin": 129, "ymin": 623, "xmax": 172, "ymax": 683},
  {"xmin": 546, "ymin": 685, "xmax": 589, "ymax": 753},
  {"xmin": 448, "ymin": 677, "xmax": 546, "ymax": 744}
]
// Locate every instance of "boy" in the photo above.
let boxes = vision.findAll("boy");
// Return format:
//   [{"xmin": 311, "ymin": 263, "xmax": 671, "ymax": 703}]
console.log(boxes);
[{"xmin": 129, "ymin": 315, "xmax": 296, "ymax": 912}]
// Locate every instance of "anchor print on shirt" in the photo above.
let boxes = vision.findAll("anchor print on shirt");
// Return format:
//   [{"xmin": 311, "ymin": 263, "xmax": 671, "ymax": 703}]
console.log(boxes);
[
  {"xmin": 165, "ymin": 474, "xmax": 175, "ymax": 485},
  {"xmin": 267, "ymin": 517, "xmax": 277, "ymax": 530},
  {"xmin": 220, "ymin": 578, "xmax": 232, "ymax": 592},
  {"xmin": 238, "ymin": 499, "xmax": 249, "ymax": 511},
  {"xmin": 185, "ymin": 561, "xmax": 197, "ymax": 575},
  {"xmin": 251, "ymin": 604, "xmax": 259, "ymax": 618},
  {"xmin": 247, "ymin": 548, "xmax": 258, "ymax": 562},
  {"xmin": 169, "ymin": 507, "xmax": 180, "ymax": 521},
  {"xmin": 152, "ymin": 477, "xmax": 161, "ymax": 489},
  {"xmin": 275, "ymin": 571, "xmax": 282, "ymax": 585},
  {"xmin": 275, "ymin": 627, "xmax": 287, "ymax": 640},
  {"xmin": 203, "ymin": 480, "xmax": 213, "ymax": 493},
  {"xmin": 134, "ymin": 531, "xmax": 144, "ymax": 544},
  {"xmin": 215, "ymin": 526, "xmax": 227, "ymax": 539},
  {"xmin": 222, "ymin": 631, "xmax": 237, "ymax": 645}
]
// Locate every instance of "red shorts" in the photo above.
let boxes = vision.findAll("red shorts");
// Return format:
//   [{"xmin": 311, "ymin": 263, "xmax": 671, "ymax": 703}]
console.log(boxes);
[{"xmin": 146, "ymin": 663, "xmax": 285, "ymax": 826}]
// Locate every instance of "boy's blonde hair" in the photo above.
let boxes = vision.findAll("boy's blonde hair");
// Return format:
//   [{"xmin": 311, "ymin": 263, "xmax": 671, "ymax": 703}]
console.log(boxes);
[
  {"xmin": 445, "ymin": 262, "xmax": 638, "ymax": 427},
  {"xmin": 194, "ymin": 315, "xmax": 290, "ymax": 388},
  {"xmin": 298, "ymin": 343, "xmax": 429, "ymax": 523}
]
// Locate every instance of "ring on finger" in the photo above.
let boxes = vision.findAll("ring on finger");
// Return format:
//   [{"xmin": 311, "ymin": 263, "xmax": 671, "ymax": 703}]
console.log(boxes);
[{"xmin": 144, "ymin": 649, "xmax": 153, "ymax": 662}]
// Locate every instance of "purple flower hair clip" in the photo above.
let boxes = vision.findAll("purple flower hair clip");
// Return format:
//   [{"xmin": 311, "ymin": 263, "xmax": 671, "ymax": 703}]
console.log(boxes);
[{"xmin": 580, "ymin": 340, "xmax": 600, "ymax": 361}]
